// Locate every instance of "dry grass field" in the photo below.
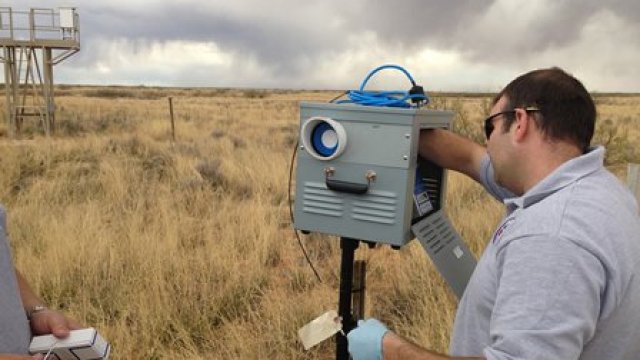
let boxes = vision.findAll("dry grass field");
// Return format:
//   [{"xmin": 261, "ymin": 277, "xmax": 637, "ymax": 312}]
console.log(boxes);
[{"xmin": 0, "ymin": 87, "xmax": 638, "ymax": 359}]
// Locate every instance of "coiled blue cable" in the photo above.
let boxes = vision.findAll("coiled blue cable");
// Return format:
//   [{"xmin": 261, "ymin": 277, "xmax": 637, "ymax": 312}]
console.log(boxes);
[{"xmin": 335, "ymin": 64, "xmax": 429, "ymax": 108}]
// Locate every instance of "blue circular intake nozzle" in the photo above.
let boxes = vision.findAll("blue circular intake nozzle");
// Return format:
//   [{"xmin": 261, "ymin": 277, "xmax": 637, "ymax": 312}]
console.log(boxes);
[
  {"xmin": 311, "ymin": 122, "xmax": 339, "ymax": 157},
  {"xmin": 300, "ymin": 117, "xmax": 347, "ymax": 161}
]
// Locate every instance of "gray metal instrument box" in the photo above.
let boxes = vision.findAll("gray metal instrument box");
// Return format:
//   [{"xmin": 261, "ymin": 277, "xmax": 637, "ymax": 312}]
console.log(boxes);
[{"xmin": 294, "ymin": 102, "xmax": 454, "ymax": 247}]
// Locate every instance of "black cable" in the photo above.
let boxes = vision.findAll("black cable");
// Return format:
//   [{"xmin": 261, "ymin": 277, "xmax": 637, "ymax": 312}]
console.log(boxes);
[
  {"xmin": 288, "ymin": 139, "xmax": 323, "ymax": 282},
  {"xmin": 329, "ymin": 90, "xmax": 349, "ymax": 103}
]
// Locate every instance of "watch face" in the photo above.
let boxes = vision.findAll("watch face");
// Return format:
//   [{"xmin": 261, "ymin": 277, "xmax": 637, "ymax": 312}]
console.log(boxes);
[{"xmin": 28, "ymin": 305, "xmax": 48, "ymax": 319}]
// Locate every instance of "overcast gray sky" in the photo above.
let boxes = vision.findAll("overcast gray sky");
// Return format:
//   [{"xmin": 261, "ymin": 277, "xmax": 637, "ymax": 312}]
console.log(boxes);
[{"xmin": 2, "ymin": 0, "xmax": 639, "ymax": 92}]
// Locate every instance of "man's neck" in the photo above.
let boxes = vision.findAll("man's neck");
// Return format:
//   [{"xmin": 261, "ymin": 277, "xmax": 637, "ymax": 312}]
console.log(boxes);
[{"xmin": 520, "ymin": 140, "xmax": 583, "ymax": 194}]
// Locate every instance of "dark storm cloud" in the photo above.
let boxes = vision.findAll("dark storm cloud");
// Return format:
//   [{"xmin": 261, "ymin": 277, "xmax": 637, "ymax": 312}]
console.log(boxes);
[
  {"xmin": 341, "ymin": 0, "xmax": 494, "ymax": 49},
  {"xmin": 63, "ymin": 1, "xmax": 501, "ymax": 77},
  {"xmin": 74, "ymin": 0, "xmax": 639, "ymax": 75},
  {"xmin": 2, "ymin": 0, "xmax": 638, "ymax": 89},
  {"xmin": 344, "ymin": 0, "xmax": 640, "ymax": 64},
  {"xmin": 76, "ymin": 2, "xmax": 352, "ymax": 75}
]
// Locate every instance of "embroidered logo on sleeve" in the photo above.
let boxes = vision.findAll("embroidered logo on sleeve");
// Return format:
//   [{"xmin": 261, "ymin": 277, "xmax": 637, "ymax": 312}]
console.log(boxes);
[{"xmin": 492, "ymin": 217, "xmax": 515, "ymax": 244}]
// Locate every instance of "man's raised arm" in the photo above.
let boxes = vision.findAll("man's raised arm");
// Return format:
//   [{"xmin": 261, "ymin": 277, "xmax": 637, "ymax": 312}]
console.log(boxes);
[{"xmin": 419, "ymin": 129, "xmax": 486, "ymax": 184}]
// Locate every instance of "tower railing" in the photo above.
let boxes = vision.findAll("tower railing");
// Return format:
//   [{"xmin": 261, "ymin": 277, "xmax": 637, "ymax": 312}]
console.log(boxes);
[{"xmin": 0, "ymin": 7, "xmax": 80, "ymax": 136}]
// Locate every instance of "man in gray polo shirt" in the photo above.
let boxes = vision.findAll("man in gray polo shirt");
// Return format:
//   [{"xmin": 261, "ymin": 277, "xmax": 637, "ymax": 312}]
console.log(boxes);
[
  {"xmin": 347, "ymin": 68, "xmax": 640, "ymax": 359},
  {"xmin": 0, "ymin": 206, "xmax": 81, "ymax": 358}
]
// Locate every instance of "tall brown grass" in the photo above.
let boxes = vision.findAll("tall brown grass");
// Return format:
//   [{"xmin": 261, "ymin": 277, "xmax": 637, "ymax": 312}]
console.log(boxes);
[{"xmin": 0, "ymin": 88, "xmax": 637, "ymax": 359}]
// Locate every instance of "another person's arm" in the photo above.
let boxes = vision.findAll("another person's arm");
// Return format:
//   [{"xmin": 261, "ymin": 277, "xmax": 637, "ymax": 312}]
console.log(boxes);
[
  {"xmin": 348, "ymin": 319, "xmax": 484, "ymax": 360},
  {"xmin": 15, "ymin": 271, "xmax": 82, "ymax": 338},
  {"xmin": 0, "ymin": 354, "xmax": 43, "ymax": 359},
  {"xmin": 382, "ymin": 332, "xmax": 483, "ymax": 360}
]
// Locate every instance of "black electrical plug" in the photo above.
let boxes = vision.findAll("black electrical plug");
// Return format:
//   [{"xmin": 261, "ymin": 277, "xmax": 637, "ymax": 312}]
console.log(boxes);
[{"xmin": 409, "ymin": 84, "xmax": 427, "ymax": 106}]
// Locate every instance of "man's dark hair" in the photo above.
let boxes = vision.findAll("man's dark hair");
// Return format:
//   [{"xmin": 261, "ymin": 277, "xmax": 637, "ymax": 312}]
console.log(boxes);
[{"xmin": 494, "ymin": 67, "xmax": 596, "ymax": 152}]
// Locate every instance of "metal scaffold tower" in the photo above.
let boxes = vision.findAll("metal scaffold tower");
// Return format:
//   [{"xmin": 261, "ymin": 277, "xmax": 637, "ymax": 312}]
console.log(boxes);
[{"xmin": 0, "ymin": 7, "xmax": 80, "ymax": 136}]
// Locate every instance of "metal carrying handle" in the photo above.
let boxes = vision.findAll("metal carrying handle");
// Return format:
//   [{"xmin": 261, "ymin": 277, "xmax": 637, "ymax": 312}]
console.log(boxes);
[{"xmin": 324, "ymin": 168, "xmax": 376, "ymax": 195}]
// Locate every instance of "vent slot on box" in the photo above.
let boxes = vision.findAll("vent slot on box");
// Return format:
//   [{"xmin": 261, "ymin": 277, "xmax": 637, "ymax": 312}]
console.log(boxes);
[
  {"xmin": 302, "ymin": 182, "xmax": 344, "ymax": 217},
  {"xmin": 413, "ymin": 210, "xmax": 456, "ymax": 254},
  {"xmin": 351, "ymin": 190, "xmax": 398, "ymax": 225}
]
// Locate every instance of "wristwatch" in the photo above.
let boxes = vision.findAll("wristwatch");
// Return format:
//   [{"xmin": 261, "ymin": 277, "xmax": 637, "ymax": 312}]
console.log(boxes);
[{"xmin": 26, "ymin": 304, "xmax": 48, "ymax": 320}]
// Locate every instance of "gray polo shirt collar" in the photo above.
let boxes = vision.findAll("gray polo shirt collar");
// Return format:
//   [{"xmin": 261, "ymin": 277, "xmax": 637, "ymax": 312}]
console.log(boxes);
[{"xmin": 503, "ymin": 146, "xmax": 605, "ymax": 211}]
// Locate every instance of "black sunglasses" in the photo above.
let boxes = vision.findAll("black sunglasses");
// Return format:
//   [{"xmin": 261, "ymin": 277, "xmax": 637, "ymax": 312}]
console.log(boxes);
[{"xmin": 483, "ymin": 107, "xmax": 541, "ymax": 139}]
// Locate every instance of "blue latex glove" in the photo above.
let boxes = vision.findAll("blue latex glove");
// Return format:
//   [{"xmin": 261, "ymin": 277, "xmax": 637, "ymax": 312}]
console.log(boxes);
[{"xmin": 347, "ymin": 318, "xmax": 389, "ymax": 360}]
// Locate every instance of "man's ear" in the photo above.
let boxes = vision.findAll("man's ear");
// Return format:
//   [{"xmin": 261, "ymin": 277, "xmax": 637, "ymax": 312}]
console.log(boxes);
[{"xmin": 512, "ymin": 109, "xmax": 531, "ymax": 143}]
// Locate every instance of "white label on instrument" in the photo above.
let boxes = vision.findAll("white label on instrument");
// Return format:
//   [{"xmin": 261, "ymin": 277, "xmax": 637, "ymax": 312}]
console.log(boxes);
[{"xmin": 453, "ymin": 246, "xmax": 464, "ymax": 259}]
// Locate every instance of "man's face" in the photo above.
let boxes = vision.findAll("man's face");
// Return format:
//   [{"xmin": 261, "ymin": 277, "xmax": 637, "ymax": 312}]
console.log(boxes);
[{"xmin": 486, "ymin": 96, "xmax": 515, "ymax": 189}]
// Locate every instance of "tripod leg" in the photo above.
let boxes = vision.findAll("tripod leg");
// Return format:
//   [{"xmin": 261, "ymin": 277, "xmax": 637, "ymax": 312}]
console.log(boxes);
[{"xmin": 336, "ymin": 237, "xmax": 359, "ymax": 360}]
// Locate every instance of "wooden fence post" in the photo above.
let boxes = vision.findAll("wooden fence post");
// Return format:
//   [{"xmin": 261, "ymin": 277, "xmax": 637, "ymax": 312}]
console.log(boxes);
[
  {"xmin": 168, "ymin": 97, "xmax": 176, "ymax": 141},
  {"xmin": 628, "ymin": 163, "xmax": 640, "ymax": 203}
]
